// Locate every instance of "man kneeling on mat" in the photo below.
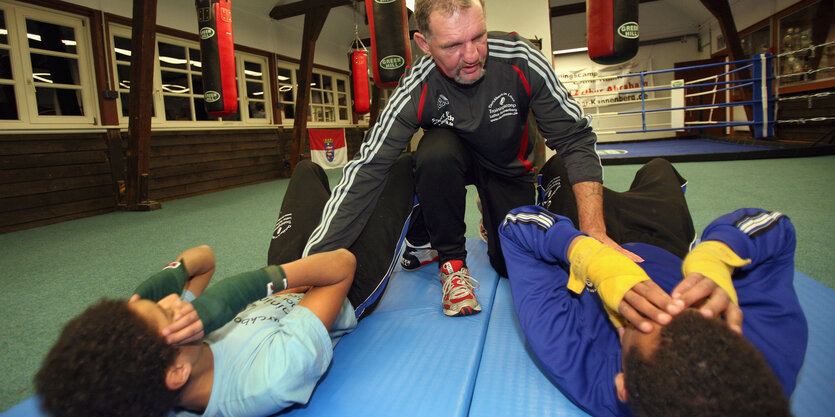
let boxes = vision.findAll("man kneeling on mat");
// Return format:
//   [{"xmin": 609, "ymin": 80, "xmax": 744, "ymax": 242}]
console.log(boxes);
[
  {"xmin": 34, "ymin": 156, "xmax": 415, "ymax": 417},
  {"xmin": 500, "ymin": 158, "xmax": 807, "ymax": 417}
]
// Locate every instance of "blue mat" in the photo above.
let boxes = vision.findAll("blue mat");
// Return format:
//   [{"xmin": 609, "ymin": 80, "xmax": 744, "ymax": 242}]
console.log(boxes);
[
  {"xmin": 791, "ymin": 271, "xmax": 835, "ymax": 417},
  {"xmin": 469, "ymin": 278, "xmax": 590, "ymax": 417},
  {"xmin": 3, "ymin": 247, "xmax": 832, "ymax": 417},
  {"xmin": 280, "ymin": 238, "xmax": 500, "ymax": 416},
  {"xmin": 597, "ymin": 138, "xmax": 777, "ymax": 159},
  {"xmin": 468, "ymin": 271, "xmax": 835, "ymax": 417}
]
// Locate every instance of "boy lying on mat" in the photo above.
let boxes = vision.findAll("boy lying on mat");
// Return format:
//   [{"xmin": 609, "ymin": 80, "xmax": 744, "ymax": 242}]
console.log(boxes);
[
  {"xmin": 501, "ymin": 158, "xmax": 807, "ymax": 417},
  {"xmin": 35, "ymin": 157, "xmax": 415, "ymax": 417}
]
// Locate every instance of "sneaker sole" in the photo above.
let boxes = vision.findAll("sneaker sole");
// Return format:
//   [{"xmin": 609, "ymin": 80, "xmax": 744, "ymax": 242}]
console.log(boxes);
[
  {"xmin": 401, "ymin": 257, "xmax": 438, "ymax": 272},
  {"xmin": 443, "ymin": 305, "xmax": 482, "ymax": 317}
]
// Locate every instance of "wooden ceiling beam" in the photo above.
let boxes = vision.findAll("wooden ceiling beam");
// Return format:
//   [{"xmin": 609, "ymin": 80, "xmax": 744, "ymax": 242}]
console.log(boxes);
[
  {"xmin": 699, "ymin": 0, "xmax": 752, "ymax": 122},
  {"xmin": 270, "ymin": 0, "xmax": 353, "ymax": 20}
]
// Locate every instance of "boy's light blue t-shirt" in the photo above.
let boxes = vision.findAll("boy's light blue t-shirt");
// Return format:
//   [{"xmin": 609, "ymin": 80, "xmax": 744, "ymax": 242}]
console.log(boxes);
[{"xmin": 176, "ymin": 292, "xmax": 357, "ymax": 417}]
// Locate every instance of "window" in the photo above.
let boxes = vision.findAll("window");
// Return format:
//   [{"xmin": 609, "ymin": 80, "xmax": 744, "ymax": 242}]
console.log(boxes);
[
  {"xmin": 277, "ymin": 64, "xmax": 296, "ymax": 121},
  {"xmin": 158, "ymin": 39, "xmax": 215, "ymax": 122},
  {"xmin": 0, "ymin": 2, "xmax": 96, "ymax": 127},
  {"xmin": 0, "ymin": 9, "xmax": 18, "ymax": 120},
  {"xmin": 110, "ymin": 26, "xmax": 159, "ymax": 121},
  {"xmin": 309, "ymin": 71, "xmax": 350, "ymax": 122},
  {"xmin": 224, "ymin": 54, "xmax": 269, "ymax": 122},
  {"xmin": 110, "ymin": 25, "xmax": 271, "ymax": 126},
  {"xmin": 276, "ymin": 61, "xmax": 352, "ymax": 125}
]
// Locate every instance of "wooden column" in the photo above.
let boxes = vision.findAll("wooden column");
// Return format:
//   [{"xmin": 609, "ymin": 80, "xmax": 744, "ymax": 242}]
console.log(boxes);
[
  {"xmin": 125, "ymin": 0, "xmax": 160, "ymax": 210},
  {"xmin": 700, "ymin": 0, "xmax": 753, "ymax": 124},
  {"xmin": 290, "ymin": 8, "xmax": 330, "ymax": 170}
]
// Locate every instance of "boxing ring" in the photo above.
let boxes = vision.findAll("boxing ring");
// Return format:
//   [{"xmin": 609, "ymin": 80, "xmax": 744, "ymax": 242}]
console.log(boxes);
[{"xmin": 557, "ymin": 44, "xmax": 835, "ymax": 164}]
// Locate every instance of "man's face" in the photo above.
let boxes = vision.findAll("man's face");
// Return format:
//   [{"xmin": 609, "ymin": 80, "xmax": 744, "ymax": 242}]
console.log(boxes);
[
  {"xmin": 128, "ymin": 294, "xmax": 181, "ymax": 331},
  {"xmin": 415, "ymin": 1, "xmax": 488, "ymax": 84}
]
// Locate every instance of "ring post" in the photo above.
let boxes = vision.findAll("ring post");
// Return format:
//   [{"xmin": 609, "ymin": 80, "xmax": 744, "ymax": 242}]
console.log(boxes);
[
  {"xmin": 640, "ymin": 72, "xmax": 646, "ymax": 131},
  {"xmin": 670, "ymin": 79, "xmax": 685, "ymax": 131},
  {"xmin": 752, "ymin": 53, "xmax": 774, "ymax": 138}
]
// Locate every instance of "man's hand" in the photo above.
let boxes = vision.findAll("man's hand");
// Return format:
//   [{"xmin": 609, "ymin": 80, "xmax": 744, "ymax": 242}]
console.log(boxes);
[
  {"xmin": 618, "ymin": 280, "xmax": 674, "ymax": 333},
  {"xmin": 671, "ymin": 272, "xmax": 743, "ymax": 333},
  {"xmin": 573, "ymin": 181, "xmax": 643, "ymax": 263},
  {"xmin": 587, "ymin": 231, "xmax": 644, "ymax": 263},
  {"xmin": 162, "ymin": 301, "xmax": 205, "ymax": 345}
]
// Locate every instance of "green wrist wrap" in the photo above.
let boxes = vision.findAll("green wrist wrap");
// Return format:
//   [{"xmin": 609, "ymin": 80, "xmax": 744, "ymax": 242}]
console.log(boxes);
[
  {"xmin": 191, "ymin": 266, "xmax": 288, "ymax": 335},
  {"xmin": 264, "ymin": 265, "xmax": 288, "ymax": 293},
  {"xmin": 133, "ymin": 261, "xmax": 189, "ymax": 302}
]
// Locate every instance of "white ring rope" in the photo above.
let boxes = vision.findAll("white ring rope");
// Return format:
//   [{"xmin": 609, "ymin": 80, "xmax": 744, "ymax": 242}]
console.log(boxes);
[
  {"xmin": 777, "ymin": 116, "xmax": 835, "ymax": 124},
  {"xmin": 777, "ymin": 91, "xmax": 835, "ymax": 101},
  {"xmin": 776, "ymin": 40, "xmax": 835, "ymax": 58},
  {"xmin": 776, "ymin": 66, "xmax": 835, "ymax": 79}
]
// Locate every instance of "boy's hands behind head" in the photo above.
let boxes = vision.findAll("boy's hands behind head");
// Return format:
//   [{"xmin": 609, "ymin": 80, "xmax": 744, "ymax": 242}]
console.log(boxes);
[
  {"xmin": 163, "ymin": 300, "xmax": 205, "ymax": 345},
  {"xmin": 676, "ymin": 240, "xmax": 750, "ymax": 334},
  {"xmin": 568, "ymin": 237, "xmax": 670, "ymax": 333},
  {"xmin": 129, "ymin": 293, "xmax": 205, "ymax": 345},
  {"xmin": 672, "ymin": 272, "xmax": 743, "ymax": 334},
  {"xmin": 618, "ymin": 280, "xmax": 674, "ymax": 333}
]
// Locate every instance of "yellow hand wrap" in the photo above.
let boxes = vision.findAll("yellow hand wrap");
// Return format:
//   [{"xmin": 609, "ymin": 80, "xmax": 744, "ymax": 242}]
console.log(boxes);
[
  {"xmin": 567, "ymin": 237, "xmax": 650, "ymax": 328},
  {"xmin": 681, "ymin": 240, "xmax": 751, "ymax": 305}
]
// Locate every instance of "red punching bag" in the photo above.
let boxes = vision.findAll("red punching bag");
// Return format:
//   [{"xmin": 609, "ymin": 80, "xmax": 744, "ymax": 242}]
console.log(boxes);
[
  {"xmin": 195, "ymin": 0, "xmax": 238, "ymax": 117},
  {"xmin": 365, "ymin": 0, "xmax": 412, "ymax": 88},
  {"xmin": 587, "ymin": 0, "xmax": 639, "ymax": 65},
  {"xmin": 351, "ymin": 50, "xmax": 371, "ymax": 114}
]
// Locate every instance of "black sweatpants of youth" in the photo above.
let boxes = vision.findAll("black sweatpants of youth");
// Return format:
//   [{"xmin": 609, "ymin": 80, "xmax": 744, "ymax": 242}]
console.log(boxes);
[
  {"xmin": 408, "ymin": 128, "xmax": 536, "ymax": 278},
  {"xmin": 267, "ymin": 155, "xmax": 415, "ymax": 319},
  {"xmin": 540, "ymin": 156, "xmax": 696, "ymax": 259}
]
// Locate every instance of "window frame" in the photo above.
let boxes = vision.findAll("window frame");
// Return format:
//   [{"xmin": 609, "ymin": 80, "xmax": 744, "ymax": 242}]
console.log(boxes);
[
  {"xmin": 232, "ymin": 51, "xmax": 272, "ymax": 125},
  {"xmin": 110, "ymin": 24, "xmax": 273, "ymax": 127},
  {"xmin": 109, "ymin": 24, "xmax": 163, "ymax": 124},
  {"xmin": 276, "ymin": 61, "xmax": 297, "ymax": 125},
  {"xmin": 276, "ymin": 60, "xmax": 353, "ymax": 127},
  {"xmin": 0, "ymin": 1, "xmax": 98, "ymax": 128}
]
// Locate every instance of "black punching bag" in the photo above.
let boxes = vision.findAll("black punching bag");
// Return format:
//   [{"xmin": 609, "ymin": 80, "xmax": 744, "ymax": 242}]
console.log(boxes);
[
  {"xmin": 366, "ymin": 0, "xmax": 412, "ymax": 88},
  {"xmin": 195, "ymin": 0, "xmax": 238, "ymax": 116},
  {"xmin": 587, "ymin": 0, "xmax": 639, "ymax": 65}
]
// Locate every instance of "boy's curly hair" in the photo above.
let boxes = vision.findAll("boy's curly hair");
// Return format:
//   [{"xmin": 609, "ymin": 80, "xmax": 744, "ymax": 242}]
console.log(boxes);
[
  {"xmin": 623, "ymin": 310, "xmax": 790, "ymax": 417},
  {"xmin": 35, "ymin": 299, "xmax": 181, "ymax": 417}
]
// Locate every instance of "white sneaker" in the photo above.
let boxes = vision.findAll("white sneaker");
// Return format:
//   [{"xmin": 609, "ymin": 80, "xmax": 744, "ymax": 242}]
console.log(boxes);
[
  {"xmin": 440, "ymin": 260, "xmax": 481, "ymax": 317},
  {"xmin": 401, "ymin": 241, "xmax": 438, "ymax": 271}
]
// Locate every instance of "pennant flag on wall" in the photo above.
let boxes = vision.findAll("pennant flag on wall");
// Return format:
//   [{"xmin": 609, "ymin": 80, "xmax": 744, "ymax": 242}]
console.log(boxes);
[{"xmin": 309, "ymin": 128, "xmax": 347, "ymax": 169}]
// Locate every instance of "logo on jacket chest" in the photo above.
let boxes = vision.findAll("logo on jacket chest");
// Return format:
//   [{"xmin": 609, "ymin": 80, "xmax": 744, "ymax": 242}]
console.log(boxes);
[
  {"xmin": 432, "ymin": 110, "xmax": 455, "ymax": 127},
  {"xmin": 488, "ymin": 93, "xmax": 518, "ymax": 123},
  {"xmin": 437, "ymin": 94, "xmax": 450, "ymax": 110}
]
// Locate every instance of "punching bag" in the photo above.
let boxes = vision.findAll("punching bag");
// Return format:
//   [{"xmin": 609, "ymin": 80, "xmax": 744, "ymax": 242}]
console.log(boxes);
[
  {"xmin": 351, "ymin": 50, "xmax": 371, "ymax": 114},
  {"xmin": 365, "ymin": 0, "xmax": 412, "ymax": 89},
  {"xmin": 195, "ymin": 0, "xmax": 238, "ymax": 117},
  {"xmin": 587, "ymin": 0, "xmax": 639, "ymax": 65}
]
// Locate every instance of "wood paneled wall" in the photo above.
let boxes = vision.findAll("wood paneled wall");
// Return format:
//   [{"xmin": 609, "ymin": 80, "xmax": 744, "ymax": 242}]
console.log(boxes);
[
  {"xmin": 142, "ymin": 129, "xmax": 291, "ymax": 201},
  {"xmin": 1, "ymin": 128, "xmax": 299, "ymax": 234},
  {"xmin": 1, "ymin": 132, "xmax": 116, "ymax": 233}
]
